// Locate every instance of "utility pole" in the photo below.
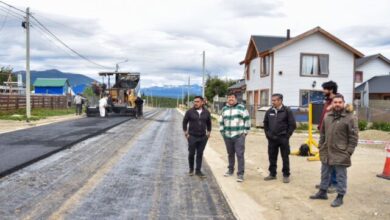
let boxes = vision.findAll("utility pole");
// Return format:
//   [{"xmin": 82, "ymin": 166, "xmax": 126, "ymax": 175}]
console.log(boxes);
[
  {"xmin": 25, "ymin": 7, "xmax": 31, "ymax": 120},
  {"xmin": 181, "ymin": 87, "xmax": 184, "ymax": 106},
  {"xmin": 187, "ymin": 75, "xmax": 190, "ymax": 108},
  {"xmin": 202, "ymin": 51, "xmax": 205, "ymax": 98}
]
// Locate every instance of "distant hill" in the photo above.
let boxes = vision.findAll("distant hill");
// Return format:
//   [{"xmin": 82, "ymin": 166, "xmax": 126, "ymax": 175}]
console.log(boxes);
[
  {"xmin": 15, "ymin": 69, "xmax": 96, "ymax": 86},
  {"xmin": 14, "ymin": 69, "xmax": 96, "ymax": 94},
  {"xmin": 142, "ymin": 84, "xmax": 202, "ymax": 98}
]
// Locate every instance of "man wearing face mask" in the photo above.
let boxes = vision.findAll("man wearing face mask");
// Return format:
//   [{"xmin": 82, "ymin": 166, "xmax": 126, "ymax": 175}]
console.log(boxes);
[
  {"xmin": 182, "ymin": 96, "xmax": 211, "ymax": 178},
  {"xmin": 263, "ymin": 94, "xmax": 296, "ymax": 183},
  {"xmin": 310, "ymin": 94, "xmax": 358, "ymax": 207}
]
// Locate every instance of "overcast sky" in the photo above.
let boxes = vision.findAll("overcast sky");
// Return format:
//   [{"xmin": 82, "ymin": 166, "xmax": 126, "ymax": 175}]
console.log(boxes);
[{"xmin": 0, "ymin": 0, "xmax": 389, "ymax": 87}]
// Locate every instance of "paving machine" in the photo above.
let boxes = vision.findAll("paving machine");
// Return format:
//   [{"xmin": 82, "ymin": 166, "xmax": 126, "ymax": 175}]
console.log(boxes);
[{"xmin": 86, "ymin": 72, "xmax": 141, "ymax": 117}]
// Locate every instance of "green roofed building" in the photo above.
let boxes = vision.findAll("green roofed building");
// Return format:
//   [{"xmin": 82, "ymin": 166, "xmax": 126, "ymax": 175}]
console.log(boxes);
[{"xmin": 33, "ymin": 78, "xmax": 71, "ymax": 95}]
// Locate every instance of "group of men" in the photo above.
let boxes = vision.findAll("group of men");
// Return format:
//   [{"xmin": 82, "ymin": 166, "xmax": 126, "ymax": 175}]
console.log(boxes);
[{"xmin": 182, "ymin": 81, "xmax": 358, "ymax": 207}]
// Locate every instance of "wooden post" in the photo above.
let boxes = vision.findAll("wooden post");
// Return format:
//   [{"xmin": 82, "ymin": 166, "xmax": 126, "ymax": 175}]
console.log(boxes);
[
  {"xmin": 7, "ymin": 95, "xmax": 10, "ymax": 110},
  {"xmin": 15, "ymin": 96, "xmax": 19, "ymax": 109}
]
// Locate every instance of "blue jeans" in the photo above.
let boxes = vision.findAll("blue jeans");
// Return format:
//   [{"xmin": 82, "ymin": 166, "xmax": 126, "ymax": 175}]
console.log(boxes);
[{"xmin": 330, "ymin": 168, "xmax": 337, "ymax": 186}]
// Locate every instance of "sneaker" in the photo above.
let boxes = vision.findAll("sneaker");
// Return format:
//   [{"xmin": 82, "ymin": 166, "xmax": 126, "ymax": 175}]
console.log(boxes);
[
  {"xmin": 331, "ymin": 194, "xmax": 344, "ymax": 207},
  {"xmin": 237, "ymin": 175, "xmax": 244, "ymax": 182},
  {"xmin": 224, "ymin": 170, "xmax": 234, "ymax": 177},
  {"xmin": 188, "ymin": 170, "xmax": 194, "ymax": 176},
  {"xmin": 264, "ymin": 175, "xmax": 277, "ymax": 181},
  {"xmin": 309, "ymin": 189, "xmax": 328, "ymax": 200},
  {"xmin": 283, "ymin": 176, "xmax": 290, "ymax": 183},
  {"xmin": 196, "ymin": 171, "xmax": 207, "ymax": 179}
]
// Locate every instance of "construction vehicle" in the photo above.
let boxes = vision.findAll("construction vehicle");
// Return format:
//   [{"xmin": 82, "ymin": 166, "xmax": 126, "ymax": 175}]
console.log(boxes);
[{"xmin": 85, "ymin": 72, "xmax": 141, "ymax": 117}]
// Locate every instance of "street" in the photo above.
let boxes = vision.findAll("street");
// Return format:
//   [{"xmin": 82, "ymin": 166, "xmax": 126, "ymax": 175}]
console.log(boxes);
[{"xmin": 0, "ymin": 109, "xmax": 234, "ymax": 220}]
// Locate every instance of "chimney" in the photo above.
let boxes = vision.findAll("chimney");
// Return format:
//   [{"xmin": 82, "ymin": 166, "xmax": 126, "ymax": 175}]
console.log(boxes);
[{"xmin": 286, "ymin": 29, "xmax": 290, "ymax": 40}]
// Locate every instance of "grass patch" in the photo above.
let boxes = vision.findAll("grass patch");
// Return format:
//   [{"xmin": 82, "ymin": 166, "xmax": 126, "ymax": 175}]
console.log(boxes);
[{"xmin": 0, "ymin": 108, "xmax": 74, "ymax": 121}]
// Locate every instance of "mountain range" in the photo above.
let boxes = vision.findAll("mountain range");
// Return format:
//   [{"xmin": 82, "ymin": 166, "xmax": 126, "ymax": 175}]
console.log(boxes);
[
  {"xmin": 141, "ymin": 84, "xmax": 202, "ymax": 99},
  {"xmin": 13, "ymin": 69, "xmax": 202, "ymax": 98}
]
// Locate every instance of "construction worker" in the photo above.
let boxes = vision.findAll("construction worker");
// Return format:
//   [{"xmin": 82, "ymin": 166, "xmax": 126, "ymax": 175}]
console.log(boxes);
[
  {"xmin": 135, "ymin": 97, "xmax": 144, "ymax": 117},
  {"xmin": 315, "ymin": 81, "xmax": 339, "ymax": 192},
  {"xmin": 73, "ymin": 93, "xmax": 85, "ymax": 115},
  {"xmin": 182, "ymin": 96, "xmax": 211, "ymax": 178},
  {"xmin": 99, "ymin": 94, "xmax": 108, "ymax": 117},
  {"xmin": 310, "ymin": 94, "xmax": 358, "ymax": 207},
  {"xmin": 219, "ymin": 92, "xmax": 250, "ymax": 182},
  {"xmin": 263, "ymin": 94, "xmax": 296, "ymax": 183}
]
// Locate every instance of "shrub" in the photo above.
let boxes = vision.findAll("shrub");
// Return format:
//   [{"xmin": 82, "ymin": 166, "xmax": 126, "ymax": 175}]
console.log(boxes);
[
  {"xmin": 372, "ymin": 122, "xmax": 390, "ymax": 132},
  {"xmin": 358, "ymin": 120, "xmax": 368, "ymax": 131},
  {"xmin": 296, "ymin": 123, "xmax": 309, "ymax": 130}
]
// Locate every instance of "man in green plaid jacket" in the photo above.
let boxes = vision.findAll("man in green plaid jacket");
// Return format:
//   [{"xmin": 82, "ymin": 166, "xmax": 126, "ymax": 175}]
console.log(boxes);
[{"xmin": 219, "ymin": 92, "xmax": 251, "ymax": 182}]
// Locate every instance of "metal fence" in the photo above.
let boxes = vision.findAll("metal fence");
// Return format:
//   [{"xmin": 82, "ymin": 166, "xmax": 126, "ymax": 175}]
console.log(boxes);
[
  {"xmin": 0, "ymin": 94, "xmax": 69, "ymax": 111},
  {"xmin": 356, "ymin": 100, "xmax": 390, "ymax": 122}
]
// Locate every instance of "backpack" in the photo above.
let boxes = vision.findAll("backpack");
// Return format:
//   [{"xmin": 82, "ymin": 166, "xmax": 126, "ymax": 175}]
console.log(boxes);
[{"xmin": 299, "ymin": 144, "xmax": 310, "ymax": 156}]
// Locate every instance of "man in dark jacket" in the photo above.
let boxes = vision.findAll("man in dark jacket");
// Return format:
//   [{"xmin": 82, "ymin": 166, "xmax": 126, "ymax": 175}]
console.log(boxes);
[
  {"xmin": 263, "ymin": 94, "xmax": 296, "ymax": 183},
  {"xmin": 310, "ymin": 94, "xmax": 358, "ymax": 207},
  {"xmin": 182, "ymin": 96, "xmax": 212, "ymax": 178}
]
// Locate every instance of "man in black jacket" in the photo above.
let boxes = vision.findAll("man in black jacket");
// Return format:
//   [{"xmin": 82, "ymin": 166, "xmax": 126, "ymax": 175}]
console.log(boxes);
[
  {"xmin": 263, "ymin": 94, "xmax": 296, "ymax": 183},
  {"xmin": 182, "ymin": 96, "xmax": 212, "ymax": 178}
]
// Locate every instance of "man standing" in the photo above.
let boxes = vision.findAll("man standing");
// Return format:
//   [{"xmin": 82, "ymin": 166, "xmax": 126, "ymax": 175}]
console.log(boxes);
[
  {"xmin": 316, "ymin": 81, "xmax": 339, "ymax": 192},
  {"xmin": 219, "ymin": 93, "xmax": 250, "ymax": 182},
  {"xmin": 182, "ymin": 96, "xmax": 211, "ymax": 178},
  {"xmin": 135, "ymin": 97, "xmax": 144, "ymax": 117},
  {"xmin": 263, "ymin": 94, "xmax": 296, "ymax": 183},
  {"xmin": 99, "ymin": 94, "xmax": 108, "ymax": 117},
  {"xmin": 73, "ymin": 93, "xmax": 85, "ymax": 115},
  {"xmin": 310, "ymin": 94, "xmax": 358, "ymax": 207}
]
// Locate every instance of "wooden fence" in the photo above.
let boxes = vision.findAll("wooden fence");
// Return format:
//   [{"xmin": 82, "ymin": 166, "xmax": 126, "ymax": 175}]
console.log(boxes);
[{"xmin": 0, "ymin": 94, "xmax": 68, "ymax": 111}]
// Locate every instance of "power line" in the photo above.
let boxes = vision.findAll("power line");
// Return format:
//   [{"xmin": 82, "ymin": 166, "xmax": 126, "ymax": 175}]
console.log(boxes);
[
  {"xmin": 0, "ymin": 6, "xmax": 23, "ymax": 20},
  {"xmin": 0, "ymin": 1, "xmax": 25, "ymax": 14},
  {"xmin": 30, "ymin": 15, "xmax": 112, "ymax": 70},
  {"xmin": 0, "ymin": 6, "xmax": 9, "ymax": 32},
  {"xmin": 0, "ymin": 0, "xmax": 113, "ymax": 70}
]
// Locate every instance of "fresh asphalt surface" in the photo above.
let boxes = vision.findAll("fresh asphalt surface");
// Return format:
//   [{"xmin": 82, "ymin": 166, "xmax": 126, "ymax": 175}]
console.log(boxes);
[
  {"xmin": 0, "ymin": 109, "xmax": 235, "ymax": 219},
  {"xmin": 0, "ymin": 114, "xmax": 131, "ymax": 177}
]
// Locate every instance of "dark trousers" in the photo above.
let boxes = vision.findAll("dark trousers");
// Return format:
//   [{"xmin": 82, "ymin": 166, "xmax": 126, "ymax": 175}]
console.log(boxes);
[
  {"xmin": 320, "ymin": 163, "xmax": 347, "ymax": 195},
  {"xmin": 223, "ymin": 135, "xmax": 246, "ymax": 176},
  {"xmin": 268, "ymin": 137, "xmax": 290, "ymax": 177},
  {"xmin": 188, "ymin": 135, "xmax": 208, "ymax": 171},
  {"xmin": 75, "ymin": 104, "xmax": 82, "ymax": 115}
]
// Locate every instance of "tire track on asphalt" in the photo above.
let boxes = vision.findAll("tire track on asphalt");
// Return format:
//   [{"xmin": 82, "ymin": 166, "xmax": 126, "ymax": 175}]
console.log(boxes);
[
  {"xmin": 0, "ymin": 110, "xmax": 161, "ymax": 220},
  {"xmin": 65, "ymin": 109, "xmax": 235, "ymax": 219}
]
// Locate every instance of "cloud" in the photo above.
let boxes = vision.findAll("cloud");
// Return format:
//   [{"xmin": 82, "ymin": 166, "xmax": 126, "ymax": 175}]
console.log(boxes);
[
  {"xmin": 223, "ymin": 0, "xmax": 285, "ymax": 17},
  {"xmin": 340, "ymin": 25, "xmax": 390, "ymax": 47}
]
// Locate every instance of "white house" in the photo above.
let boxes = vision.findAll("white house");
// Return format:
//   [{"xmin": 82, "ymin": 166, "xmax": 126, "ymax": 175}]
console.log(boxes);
[
  {"xmin": 240, "ymin": 26, "xmax": 364, "ymax": 108},
  {"xmin": 355, "ymin": 54, "xmax": 390, "ymax": 87}
]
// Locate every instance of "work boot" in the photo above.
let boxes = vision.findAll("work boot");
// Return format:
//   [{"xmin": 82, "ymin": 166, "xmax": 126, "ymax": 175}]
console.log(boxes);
[
  {"xmin": 331, "ymin": 194, "xmax": 344, "ymax": 207},
  {"xmin": 264, "ymin": 175, "xmax": 277, "ymax": 181},
  {"xmin": 309, "ymin": 189, "xmax": 328, "ymax": 200},
  {"xmin": 196, "ymin": 171, "xmax": 206, "ymax": 179},
  {"xmin": 224, "ymin": 170, "xmax": 234, "ymax": 177},
  {"xmin": 283, "ymin": 176, "xmax": 290, "ymax": 183},
  {"xmin": 188, "ymin": 169, "xmax": 194, "ymax": 176},
  {"xmin": 237, "ymin": 175, "xmax": 244, "ymax": 182}
]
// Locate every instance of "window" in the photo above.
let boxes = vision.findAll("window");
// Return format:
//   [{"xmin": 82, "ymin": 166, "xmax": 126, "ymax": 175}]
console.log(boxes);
[
  {"xmin": 300, "ymin": 90, "xmax": 325, "ymax": 106},
  {"xmin": 355, "ymin": 71, "xmax": 363, "ymax": 83},
  {"xmin": 300, "ymin": 54, "xmax": 329, "ymax": 76},
  {"xmin": 260, "ymin": 90, "xmax": 269, "ymax": 106},
  {"xmin": 261, "ymin": 55, "xmax": 271, "ymax": 77}
]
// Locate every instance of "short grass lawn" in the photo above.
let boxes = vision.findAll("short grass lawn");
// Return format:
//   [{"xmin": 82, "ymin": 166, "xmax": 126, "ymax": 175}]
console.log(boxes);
[{"xmin": 0, "ymin": 108, "xmax": 74, "ymax": 121}]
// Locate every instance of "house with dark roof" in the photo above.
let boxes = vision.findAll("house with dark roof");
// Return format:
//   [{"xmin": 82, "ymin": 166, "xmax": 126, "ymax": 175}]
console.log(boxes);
[
  {"xmin": 227, "ymin": 79, "xmax": 246, "ymax": 103},
  {"xmin": 355, "ymin": 54, "xmax": 390, "ymax": 86},
  {"xmin": 240, "ymin": 26, "xmax": 364, "ymax": 109},
  {"xmin": 33, "ymin": 78, "xmax": 71, "ymax": 95},
  {"xmin": 355, "ymin": 75, "xmax": 390, "ymax": 106}
]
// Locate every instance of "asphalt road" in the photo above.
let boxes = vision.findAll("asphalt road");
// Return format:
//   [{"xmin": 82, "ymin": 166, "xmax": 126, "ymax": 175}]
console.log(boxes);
[
  {"xmin": 0, "ymin": 109, "xmax": 235, "ymax": 219},
  {"xmin": 0, "ymin": 114, "xmax": 134, "ymax": 177}
]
